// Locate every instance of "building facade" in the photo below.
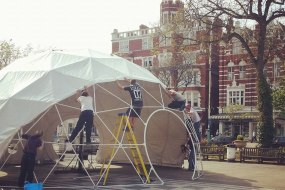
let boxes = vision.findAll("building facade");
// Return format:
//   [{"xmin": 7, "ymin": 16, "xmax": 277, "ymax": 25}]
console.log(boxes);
[
  {"xmin": 211, "ymin": 22, "xmax": 285, "ymax": 140},
  {"xmin": 111, "ymin": 0, "xmax": 285, "ymax": 141},
  {"xmin": 111, "ymin": 0, "xmax": 220, "ymax": 136}
]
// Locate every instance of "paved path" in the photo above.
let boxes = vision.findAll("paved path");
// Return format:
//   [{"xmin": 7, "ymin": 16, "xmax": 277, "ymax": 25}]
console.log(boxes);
[
  {"xmin": 1, "ymin": 160, "xmax": 285, "ymax": 189},
  {"xmin": 199, "ymin": 161, "xmax": 285, "ymax": 190}
]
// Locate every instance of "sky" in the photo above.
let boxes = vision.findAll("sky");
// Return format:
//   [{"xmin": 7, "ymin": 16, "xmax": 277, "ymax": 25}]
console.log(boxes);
[{"xmin": 0, "ymin": 0, "xmax": 162, "ymax": 54}]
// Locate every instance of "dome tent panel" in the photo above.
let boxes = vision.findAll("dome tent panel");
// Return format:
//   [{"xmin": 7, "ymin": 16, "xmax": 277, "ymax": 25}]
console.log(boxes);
[{"xmin": 0, "ymin": 49, "xmax": 187, "ymax": 170}]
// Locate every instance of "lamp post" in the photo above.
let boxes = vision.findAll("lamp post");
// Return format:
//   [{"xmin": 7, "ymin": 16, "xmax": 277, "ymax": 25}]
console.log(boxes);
[{"xmin": 207, "ymin": 42, "xmax": 212, "ymax": 143}]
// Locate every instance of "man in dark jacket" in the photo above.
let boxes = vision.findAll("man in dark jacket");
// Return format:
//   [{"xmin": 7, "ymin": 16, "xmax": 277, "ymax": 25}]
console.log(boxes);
[{"xmin": 18, "ymin": 131, "xmax": 43, "ymax": 187}]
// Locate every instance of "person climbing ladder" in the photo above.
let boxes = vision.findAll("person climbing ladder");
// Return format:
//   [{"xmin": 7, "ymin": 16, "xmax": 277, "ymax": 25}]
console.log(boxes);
[{"xmin": 116, "ymin": 78, "xmax": 143, "ymax": 130}]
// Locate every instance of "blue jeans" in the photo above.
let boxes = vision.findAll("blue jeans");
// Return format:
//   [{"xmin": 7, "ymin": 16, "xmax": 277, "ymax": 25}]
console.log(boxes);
[{"xmin": 194, "ymin": 121, "xmax": 201, "ymax": 141}]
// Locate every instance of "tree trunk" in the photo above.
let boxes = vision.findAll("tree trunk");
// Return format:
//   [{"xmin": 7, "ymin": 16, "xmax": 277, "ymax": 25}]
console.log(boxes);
[{"xmin": 256, "ymin": 70, "xmax": 274, "ymax": 148}]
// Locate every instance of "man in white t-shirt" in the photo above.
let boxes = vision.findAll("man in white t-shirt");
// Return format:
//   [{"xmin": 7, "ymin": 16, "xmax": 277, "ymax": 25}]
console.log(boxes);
[
  {"xmin": 185, "ymin": 102, "xmax": 201, "ymax": 141},
  {"xmin": 69, "ymin": 86, "xmax": 94, "ymax": 144}
]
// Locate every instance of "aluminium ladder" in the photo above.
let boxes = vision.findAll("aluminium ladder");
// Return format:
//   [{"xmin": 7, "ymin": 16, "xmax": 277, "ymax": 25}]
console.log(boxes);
[{"xmin": 183, "ymin": 111, "xmax": 203, "ymax": 179}]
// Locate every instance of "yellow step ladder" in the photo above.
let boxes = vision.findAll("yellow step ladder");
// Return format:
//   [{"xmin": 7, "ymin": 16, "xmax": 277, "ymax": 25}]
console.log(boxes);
[{"xmin": 101, "ymin": 113, "xmax": 150, "ymax": 185}]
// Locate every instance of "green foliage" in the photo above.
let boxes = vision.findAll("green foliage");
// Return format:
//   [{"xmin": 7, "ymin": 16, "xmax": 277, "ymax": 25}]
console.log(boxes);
[
  {"xmin": 0, "ymin": 39, "xmax": 33, "ymax": 70},
  {"xmin": 0, "ymin": 39, "xmax": 20, "ymax": 68},
  {"xmin": 273, "ymin": 77, "xmax": 285, "ymax": 113},
  {"xmin": 236, "ymin": 135, "xmax": 244, "ymax": 141},
  {"xmin": 224, "ymin": 104, "xmax": 245, "ymax": 120}
]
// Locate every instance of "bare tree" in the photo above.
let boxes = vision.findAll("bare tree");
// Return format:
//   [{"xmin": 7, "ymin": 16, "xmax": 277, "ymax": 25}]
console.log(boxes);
[
  {"xmin": 150, "ymin": 7, "xmax": 202, "ymax": 93},
  {"xmin": 185, "ymin": 0, "xmax": 285, "ymax": 147}
]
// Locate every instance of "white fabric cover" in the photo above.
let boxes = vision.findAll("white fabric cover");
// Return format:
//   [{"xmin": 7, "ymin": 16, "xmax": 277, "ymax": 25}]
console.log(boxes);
[{"xmin": 0, "ymin": 49, "xmax": 187, "ymax": 167}]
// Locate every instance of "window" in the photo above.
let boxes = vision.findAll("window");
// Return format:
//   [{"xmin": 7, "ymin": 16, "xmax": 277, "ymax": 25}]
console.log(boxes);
[
  {"xmin": 227, "ymin": 61, "xmax": 234, "ymax": 80},
  {"xmin": 142, "ymin": 37, "xmax": 153, "ymax": 50},
  {"xmin": 274, "ymin": 63, "xmax": 281, "ymax": 78},
  {"xmin": 239, "ymin": 66, "xmax": 245, "ymax": 79},
  {"xmin": 163, "ymin": 13, "xmax": 168, "ymax": 24},
  {"xmin": 184, "ymin": 91, "xmax": 200, "ymax": 108},
  {"xmin": 182, "ymin": 52, "xmax": 196, "ymax": 65},
  {"xmin": 232, "ymin": 39, "xmax": 241, "ymax": 54},
  {"xmin": 183, "ymin": 31, "xmax": 195, "ymax": 45},
  {"xmin": 239, "ymin": 60, "xmax": 246, "ymax": 79},
  {"xmin": 119, "ymin": 40, "xmax": 129, "ymax": 52},
  {"xmin": 192, "ymin": 70, "xmax": 200, "ymax": 85},
  {"xmin": 228, "ymin": 90, "xmax": 244, "ymax": 105},
  {"xmin": 143, "ymin": 57, "xmax": 153, "ymax": 68},
  {"xmin": 159, "ymin": 34, "xmax": 172, "ymax": 47},
  {"xmin": 228, "ymin": 67, "xmax": 234, "ymax": 80},
  {"xmin": 158, "ymin": 51, "xmax": 172, "ymax": 67}
]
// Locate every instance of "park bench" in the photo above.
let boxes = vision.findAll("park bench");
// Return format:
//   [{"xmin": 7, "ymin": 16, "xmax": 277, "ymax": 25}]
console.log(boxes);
[
  {"xmin": 259, "ymin": 148, "xmax": 283, "ymax": 164},
  {"xmin": 200, "ymin": 146, "xmax": 225, "ymax": 161},
  {"xmin": 240, "ymin": 147, "xmax": 261, "ymax": 163},
  {"xmin": 240, "ymin": 147, "xmax": 283, "ymax": 164}
]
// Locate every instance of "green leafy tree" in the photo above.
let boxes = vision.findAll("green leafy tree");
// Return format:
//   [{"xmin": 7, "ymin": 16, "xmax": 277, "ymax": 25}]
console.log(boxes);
[
  {"xmin": 0, "ymin": 39, "xmax": 21, "ymax": 69},
  {"xmin": 0, "ymin": 39, "xmax": 33, "ymax": 70},
  {"xmin": 273, "ymin": 76, "xmax": 285, "ymax": 114},
  {"xmin": 185, "ymin": 0, "xmax": 285, "ymax": 147}
]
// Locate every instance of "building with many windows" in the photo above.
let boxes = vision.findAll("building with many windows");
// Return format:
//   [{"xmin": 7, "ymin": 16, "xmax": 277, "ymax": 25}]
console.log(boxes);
[
  {"xmin": 211, "ymin": 22, "xmax": 285, "ymax": 140},
  {"xmin": 111, "ymin": 0, "xmax": 285, "ymax": 140},
  {"xmin": 111, "ymin": 0, "xmax": 220, "ymax": 136}
]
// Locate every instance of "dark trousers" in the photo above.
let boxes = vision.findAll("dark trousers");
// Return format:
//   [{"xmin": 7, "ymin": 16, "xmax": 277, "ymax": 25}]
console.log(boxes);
[
  {"xmin": 18, "ymin": 152, "xmax": 36, "ymax": 187},
  {"xmin": 251, "ymin": 136, "xmax": 257, "ymax": 143},
  {"xmin": 193, "ymin": 121, "xmax": 201, "ymax": 141},
  {"xmin": 168, "ymin": 100, "xmax": 185, "ymax": 110},
  {"xmin": 188, "ymin": 147, "xmax": 195, "ymax": 171},
  {"xmin": 69, "ymin": 110, "xmax": 93, "ymax": 143}
]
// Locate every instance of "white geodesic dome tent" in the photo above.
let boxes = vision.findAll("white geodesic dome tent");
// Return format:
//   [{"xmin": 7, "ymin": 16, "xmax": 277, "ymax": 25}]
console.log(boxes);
[{"xmin": 0, "ymin": 49, "xmax": 189, "ymax": 169}]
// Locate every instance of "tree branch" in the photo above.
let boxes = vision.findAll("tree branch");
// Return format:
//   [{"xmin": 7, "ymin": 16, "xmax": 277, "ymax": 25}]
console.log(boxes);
[
  {"xmin": 226, "ymin": 32, "xmax": 257, "ymax": 65},
  {"xmin": 267, "ymin": 12, "xmax": 285, "ymax": 25}
]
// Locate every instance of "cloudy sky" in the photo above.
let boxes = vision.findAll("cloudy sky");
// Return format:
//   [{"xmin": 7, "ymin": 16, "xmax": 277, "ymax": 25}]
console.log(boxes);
[{"xmin": 0, "ymin": 0, "xmax": 162, "ymax": 54}]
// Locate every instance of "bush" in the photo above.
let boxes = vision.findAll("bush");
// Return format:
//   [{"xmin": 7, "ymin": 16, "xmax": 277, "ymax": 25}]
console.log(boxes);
[{"xmin": 236, "ymin": 135, "xmax": 244, "ymax": 141}]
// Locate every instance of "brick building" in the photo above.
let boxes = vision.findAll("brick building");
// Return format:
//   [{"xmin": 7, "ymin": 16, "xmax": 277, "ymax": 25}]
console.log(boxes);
[
  {"xmin": 211, "ymin": 22, "xmax": 285, "ymax": 140},
  {"xmin": 111, "ymin": 0, "xmax": 285, "ymax": 140},
  {"xmin": 111, "ymin": 0, "xmax": 220, "ymax": 137}
]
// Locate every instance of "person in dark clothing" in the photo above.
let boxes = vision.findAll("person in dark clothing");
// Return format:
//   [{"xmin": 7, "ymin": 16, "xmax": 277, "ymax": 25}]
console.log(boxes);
[
  {"xmin": 251, "ymin": 131, "xmax": 257, "ymax": 143},
  {"xmin": 186, "ymin": 136, "xmax": 195, "ymax": 171},
  {"xmin": 117, "ymin": 78, "xmax": 143, "ymax": 129},
  {"xmin": 18, "ymin": 131, "xmax": 43, "ymax": 187},
  {"xmin": 167, "ymin": 89, "xmax": 186, "ymax": 111},
  {"xmin": 69, "ymin": 86, "xmax": 94, "ymax": 144}
]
